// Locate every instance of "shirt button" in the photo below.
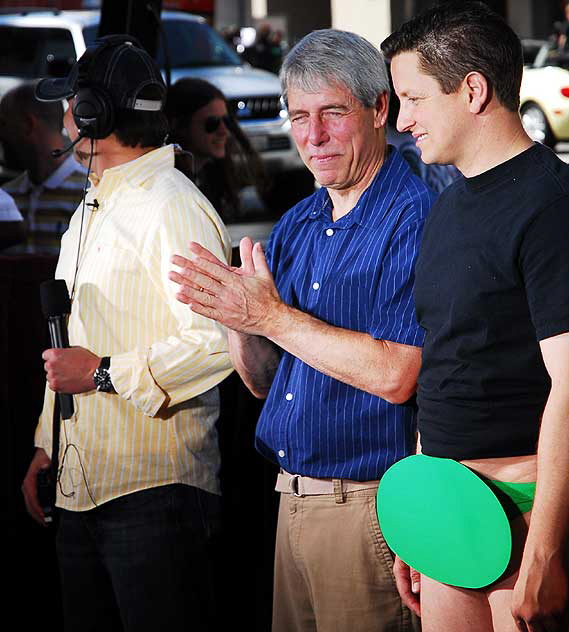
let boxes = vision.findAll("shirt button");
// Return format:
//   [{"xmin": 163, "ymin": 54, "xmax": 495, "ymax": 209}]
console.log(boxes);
[
  {"xmin": 325, "ymin": 228, "xmax": 334, "ymax": 236},
  {"xmin": 278, "ymin": 450, "xmax": 285, "ymax": 458},
  {"xmin": 285, "ymin": 392, "xmax": 293, "ymax": 401},
  {"xmin": 312, "ymin": 282, "xmax": 320, "ymax": 290}
]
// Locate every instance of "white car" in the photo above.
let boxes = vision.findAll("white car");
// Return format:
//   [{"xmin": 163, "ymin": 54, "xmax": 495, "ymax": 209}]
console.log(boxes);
[{"xmin": 520, "ymin": 43, "xmax": 569, "ymax": 147}]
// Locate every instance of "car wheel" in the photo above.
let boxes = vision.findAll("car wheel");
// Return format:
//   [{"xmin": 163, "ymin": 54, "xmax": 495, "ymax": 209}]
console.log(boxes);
[{"xmin": 521, "ymin": 103, "xmax": 555, "ymax": 147}]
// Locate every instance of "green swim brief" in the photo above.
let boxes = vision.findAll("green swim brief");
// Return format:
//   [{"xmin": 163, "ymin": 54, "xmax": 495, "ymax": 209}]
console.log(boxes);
[{"xmin": 480, "ymin": 478, "xmax": 536, "ymax": 521}]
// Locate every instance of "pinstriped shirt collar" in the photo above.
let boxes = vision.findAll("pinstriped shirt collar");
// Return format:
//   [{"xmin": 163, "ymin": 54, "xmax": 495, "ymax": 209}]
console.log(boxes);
[
  {"xmin": 88, "ymin": 144, "xmax": 175, "ymax": 201},
  {"xmin": 295, "ymin": 146, "xmax": 408, "ymax": 229}
]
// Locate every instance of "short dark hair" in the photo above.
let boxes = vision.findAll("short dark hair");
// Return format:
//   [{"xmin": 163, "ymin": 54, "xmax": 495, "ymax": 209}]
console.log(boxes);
[
  {"xmin": 113, "ymin": 85, "xmax": 168, "ymax": 148},
  {"xmin": 8, "ymin": 81, "xmax": 63, "ymax": 132},
  {"xmin": 381, "ymin": 1, "xmax": 523, "ymax": 112}
]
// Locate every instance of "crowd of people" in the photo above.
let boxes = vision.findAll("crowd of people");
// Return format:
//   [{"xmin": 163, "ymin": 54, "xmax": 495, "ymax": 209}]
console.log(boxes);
[
  {"xmin": 5, "ymin": 2, "xmax": 569, "ymax": 632},
  {"xmin": 222, "ymin": 23, "xmax": 287, "ymax": 75}
]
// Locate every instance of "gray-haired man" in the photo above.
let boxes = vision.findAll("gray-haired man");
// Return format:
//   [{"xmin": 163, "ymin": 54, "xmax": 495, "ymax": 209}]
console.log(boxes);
[{"xmin": 170, "ymin": 29, "xmax": 435, "ymax": 631}]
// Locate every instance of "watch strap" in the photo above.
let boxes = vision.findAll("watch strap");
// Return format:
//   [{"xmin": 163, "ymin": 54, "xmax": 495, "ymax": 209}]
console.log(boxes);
[{"xmin": 94, "ymin": 356, "xmax": 115, "ymax": 393}]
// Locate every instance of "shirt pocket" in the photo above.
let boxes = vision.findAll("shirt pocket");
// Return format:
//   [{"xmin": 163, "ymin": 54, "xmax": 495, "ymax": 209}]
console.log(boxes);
[{"xmin": 77, "ymin": 240, "xmax": 143, "ymax": 316}]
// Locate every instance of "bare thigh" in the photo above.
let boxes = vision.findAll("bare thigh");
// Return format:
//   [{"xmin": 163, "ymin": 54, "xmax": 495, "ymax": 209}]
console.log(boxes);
[
  {"xmin": 486, "ymin": 511, "xmax": 531, "ymax": 632},
  {"xmin": 420, "ymin": 512, "xmax": 531, "ymax": 632},
  {"xmin": 420, "ymin": 573, "xmax": 493, "ymax": 632}
]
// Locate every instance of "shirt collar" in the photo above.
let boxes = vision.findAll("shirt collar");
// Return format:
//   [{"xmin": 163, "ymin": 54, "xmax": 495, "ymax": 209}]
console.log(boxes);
[
  {"xmin": 7, "ymin": 170, "xmax": 31, "ymax": 194},
  {"xmin": 295, "ymin": 147, "xmax": 409, "ymax": 229},
  {"xmin": 89, "ymin": 144, "xmax": 174, "ymax": 200},
  {"xmin": 6, "ymin": 153, "xmax": 84, "ymax": 193}
]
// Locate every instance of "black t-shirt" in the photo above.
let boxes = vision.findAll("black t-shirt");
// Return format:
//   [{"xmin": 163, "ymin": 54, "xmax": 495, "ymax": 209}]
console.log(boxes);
[{"xmin": 415, "ymin": 143, "xmax": 569, "ymax": 459}]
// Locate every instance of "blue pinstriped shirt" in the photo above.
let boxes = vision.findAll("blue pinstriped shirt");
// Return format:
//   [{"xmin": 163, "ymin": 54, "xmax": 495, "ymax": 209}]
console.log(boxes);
[{"xmin": 255, "ymin": 147, "xmax": 436, "ymax": 481}]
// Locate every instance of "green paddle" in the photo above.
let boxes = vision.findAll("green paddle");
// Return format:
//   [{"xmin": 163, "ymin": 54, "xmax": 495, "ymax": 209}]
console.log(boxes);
[{"xmin": 376, "ymin": 454, "xmax": 512, "ymax": 588}]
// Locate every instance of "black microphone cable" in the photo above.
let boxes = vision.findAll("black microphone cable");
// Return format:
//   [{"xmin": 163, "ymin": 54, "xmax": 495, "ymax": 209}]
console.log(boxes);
[
  {"xmin": 70, "ymin": 136, "xmax": 96, "ymax": 303},
  {"xmin": 56, "ymin": 135, "xmax": 99, "ymax": 507}
]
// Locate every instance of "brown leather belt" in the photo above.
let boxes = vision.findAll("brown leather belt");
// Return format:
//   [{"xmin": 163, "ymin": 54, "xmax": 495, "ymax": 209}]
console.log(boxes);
[{"xmin": 276, "ymin": 470, "xmax": 379, "ymax": 497}]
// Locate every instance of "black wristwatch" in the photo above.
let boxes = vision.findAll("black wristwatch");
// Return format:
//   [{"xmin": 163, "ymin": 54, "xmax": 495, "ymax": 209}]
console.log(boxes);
[{"xmin": 93, "ymin": 356, "xmax": 115, "ymax": 393}]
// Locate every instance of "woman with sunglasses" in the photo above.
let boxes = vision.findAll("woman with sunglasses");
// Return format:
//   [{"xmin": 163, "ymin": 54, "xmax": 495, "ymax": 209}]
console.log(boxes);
[{"xmin": 165, "ymin": 78, "xmax": 269, "ymax": 222}]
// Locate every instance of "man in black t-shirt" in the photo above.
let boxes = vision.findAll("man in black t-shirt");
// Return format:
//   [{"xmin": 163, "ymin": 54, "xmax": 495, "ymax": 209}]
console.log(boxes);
[{"xmin": 382, "ymin": 3, "xmax": 569, "ymax": 632}]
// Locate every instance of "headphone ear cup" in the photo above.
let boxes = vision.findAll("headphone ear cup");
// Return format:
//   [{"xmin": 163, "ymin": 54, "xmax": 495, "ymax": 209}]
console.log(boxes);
[{"xmin": 73, "ymin": 85, "xmax": 115, "ymax": 139}]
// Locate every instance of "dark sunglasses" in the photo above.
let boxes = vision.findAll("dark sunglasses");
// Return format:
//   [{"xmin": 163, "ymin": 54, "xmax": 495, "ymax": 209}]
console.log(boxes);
[{"xmin": 204, "ymin": 115, "xmax": 231, "ymax": 133}]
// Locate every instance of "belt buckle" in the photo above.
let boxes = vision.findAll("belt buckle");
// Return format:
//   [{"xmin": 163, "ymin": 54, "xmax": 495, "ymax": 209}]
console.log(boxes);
[{"xmin": 289, "ymin": 474, "xmax": 303, "ymax": 497}]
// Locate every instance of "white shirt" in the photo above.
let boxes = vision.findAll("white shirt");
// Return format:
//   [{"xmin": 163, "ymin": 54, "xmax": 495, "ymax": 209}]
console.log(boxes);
[{"xmin": 0, "ymin": 187, "xmax": 22, "ymax": 221}]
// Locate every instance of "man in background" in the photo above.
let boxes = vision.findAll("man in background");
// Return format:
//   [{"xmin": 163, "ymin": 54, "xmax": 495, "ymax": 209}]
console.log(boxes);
[
  {"xmin": 0, "ymin": 187, "xmax": 24, "ymax": 248},
  {"xmin": 0, "ymin": 81, "xmax": 86, "ymax": 254}
]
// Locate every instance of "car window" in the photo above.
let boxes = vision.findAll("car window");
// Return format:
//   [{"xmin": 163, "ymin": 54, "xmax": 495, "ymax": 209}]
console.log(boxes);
[
  {"xmin": 84, "ymin": 20, "xmax": 241, "ymax": 68},
  {"xmin": 0, "ymin": 26, "xmax": 75, "ymax": 77},
  {"xmin": 157, "ymin": 20, "xmax": 242, "ymax": 68}
]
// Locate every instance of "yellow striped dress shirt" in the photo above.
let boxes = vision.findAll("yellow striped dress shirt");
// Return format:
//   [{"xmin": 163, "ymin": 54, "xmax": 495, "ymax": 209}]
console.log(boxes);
[{"xmin": 35, "ymin": 144, "xmax": 233, "ymax": 511}]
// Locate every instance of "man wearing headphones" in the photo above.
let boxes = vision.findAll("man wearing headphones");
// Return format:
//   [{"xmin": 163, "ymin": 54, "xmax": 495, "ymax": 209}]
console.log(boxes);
[{"xmin": 21, "ymin": 36, "xmax": 233, "ymax": 631}]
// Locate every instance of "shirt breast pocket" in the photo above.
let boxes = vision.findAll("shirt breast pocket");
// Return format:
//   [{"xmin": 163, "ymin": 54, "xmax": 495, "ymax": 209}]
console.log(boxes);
[
  {"xmin": 95, "ymin": 240, "xmax": 139, "ymax": 274},
  {"xmin": 78, "ymin": 241, "xmax": 143, "ymax": 314}
]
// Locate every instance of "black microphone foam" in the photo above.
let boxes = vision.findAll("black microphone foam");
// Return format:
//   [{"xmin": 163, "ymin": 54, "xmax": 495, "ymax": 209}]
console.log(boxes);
[
  {"xmin": 40, "ymin": 279, "xmax": 71, "ymax": 318},
  {"xmin": 40, "ymin": 280, "xmax": 74, "ymax": 420}
]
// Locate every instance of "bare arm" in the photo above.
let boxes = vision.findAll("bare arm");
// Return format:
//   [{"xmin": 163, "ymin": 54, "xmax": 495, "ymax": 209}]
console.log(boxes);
[
  {"xmin": 264, "ymin": 303, "xmax": 420, "ymax": 403},
  {"xmin": 512, "ymin": 331, "xmax": 569, "ymax": 630},
  {"xmin": 227, "ymin": 329, "xmax": 280, "ymax": 398},
  {"xmin": 170, "ymin": 238, "xmax": 421, "ymax": 403}
]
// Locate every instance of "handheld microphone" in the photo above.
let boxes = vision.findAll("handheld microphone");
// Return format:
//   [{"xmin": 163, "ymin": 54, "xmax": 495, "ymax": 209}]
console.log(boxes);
[
  {"xmin": 51, "ymin": 130, "xmax": 89, "ymax": 158},
  {"xmin": 40, "ymin": 279, "xmax": 75, "ymax": 420}
]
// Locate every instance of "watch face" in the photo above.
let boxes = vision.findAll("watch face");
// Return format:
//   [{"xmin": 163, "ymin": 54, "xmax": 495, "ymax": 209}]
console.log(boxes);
[{"xmin": 94, "ymin": 366, "xmax": 113, "ymax": 392}]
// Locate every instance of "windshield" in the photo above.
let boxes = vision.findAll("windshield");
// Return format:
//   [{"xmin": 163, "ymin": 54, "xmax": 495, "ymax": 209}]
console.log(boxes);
[
  {"xmin": 84, "ymin": 19, "xmax": 242, "ymax": 68},
  {"xmin": 158, "ymin": 20, "xmax": 242, "ymax": 67}
]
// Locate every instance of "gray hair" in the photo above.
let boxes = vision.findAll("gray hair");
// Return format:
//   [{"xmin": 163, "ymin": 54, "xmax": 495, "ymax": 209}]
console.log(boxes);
[{"xmin": 280, "ymin": 29, "xmax": 390, "ymax": 109}]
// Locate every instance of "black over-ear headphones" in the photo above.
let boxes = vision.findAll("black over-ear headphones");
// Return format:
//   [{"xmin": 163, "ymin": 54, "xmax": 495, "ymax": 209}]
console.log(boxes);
[{"xmin": 72, "ymin": 35, "xmax": 138, "ymax": 140}]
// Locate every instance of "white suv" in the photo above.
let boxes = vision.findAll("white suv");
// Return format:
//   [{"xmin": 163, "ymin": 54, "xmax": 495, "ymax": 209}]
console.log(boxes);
[{"xmin": 0, "ymin": 9, "xmax": 312, "ymax": 231}]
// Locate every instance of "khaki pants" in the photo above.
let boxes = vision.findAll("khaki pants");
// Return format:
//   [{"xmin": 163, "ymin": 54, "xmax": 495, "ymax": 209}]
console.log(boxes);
[{"xmin": 272, "ymin": 485, "xmax": 419, "ymax": 632}]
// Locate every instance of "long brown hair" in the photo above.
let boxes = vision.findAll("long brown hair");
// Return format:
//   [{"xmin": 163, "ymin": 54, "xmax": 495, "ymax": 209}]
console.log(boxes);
[{"xmin": 165, "ymin": 78, "xmax": 269, "ymax": 221}]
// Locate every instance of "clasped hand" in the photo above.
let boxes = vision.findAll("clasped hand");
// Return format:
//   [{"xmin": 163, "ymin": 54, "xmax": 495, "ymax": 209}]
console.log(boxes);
[{"xmin": 169, "ymin": 237, "xmax": 284, "ymax": 337}]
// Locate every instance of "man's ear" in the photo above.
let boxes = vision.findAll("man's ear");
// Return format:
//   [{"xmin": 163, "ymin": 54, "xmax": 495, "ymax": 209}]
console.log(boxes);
[
  {"xmin": 464, "ymin": 71, "xmax": 490, "ymax": 114},
  {"xmin": 374, "ymin": 91, "xmax": 389, "ymax": 128}
]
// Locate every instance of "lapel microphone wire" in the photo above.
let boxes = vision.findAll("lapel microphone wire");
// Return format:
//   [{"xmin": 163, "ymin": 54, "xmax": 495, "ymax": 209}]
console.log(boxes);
[{"xmin": 70, "ymin": 136, "xmax": 95, "ymax": 303}]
